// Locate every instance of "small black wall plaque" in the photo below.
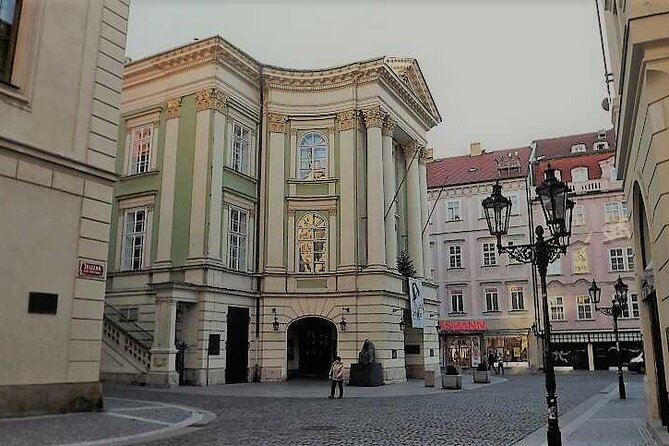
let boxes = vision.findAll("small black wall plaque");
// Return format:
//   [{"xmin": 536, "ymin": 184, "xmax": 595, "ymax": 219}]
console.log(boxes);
[
  {"xmin": 28, "ymin": 292, "xmax": 58, "ymax": 314},
  {"xmin": 405, "ymin": 344, "xmax": 420, "ymax": 355},
  {"xmin": 208, "ymin": 334, "xmax": 221, "ymax": 356}
]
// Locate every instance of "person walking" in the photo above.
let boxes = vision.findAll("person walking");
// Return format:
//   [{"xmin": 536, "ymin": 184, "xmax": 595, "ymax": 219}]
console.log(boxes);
[
  {"xmin": 497, "ymin": 353, "xmax": 505, "ymax": 375},
  {"xmin": 488, "ymin": 351, "xmax": 497, "ymax": 374},
  {"xmin": 328, "ymin": 356, "xmax": 344, "ymax": 399}
]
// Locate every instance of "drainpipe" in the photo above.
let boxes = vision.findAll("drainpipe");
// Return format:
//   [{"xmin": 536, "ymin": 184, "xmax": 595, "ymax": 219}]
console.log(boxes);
[{"xmin": 253, "ymin": 65, "xmax": 265, "ymax": 382}]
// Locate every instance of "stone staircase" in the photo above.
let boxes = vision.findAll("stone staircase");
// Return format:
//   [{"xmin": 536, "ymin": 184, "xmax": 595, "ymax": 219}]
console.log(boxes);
[{"xmin": 100, "ymin": 303, "xmax": 153, "ymax": 384}]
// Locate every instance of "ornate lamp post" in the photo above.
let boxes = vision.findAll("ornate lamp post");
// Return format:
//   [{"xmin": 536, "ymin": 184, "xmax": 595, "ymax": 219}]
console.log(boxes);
[
  {"xmin": 588, "ymin": 277, "xmax": 629, "ymax": 399},
  {"xmin": 482, "ymin": 166, "xmax": 574, "ymax": 446}
]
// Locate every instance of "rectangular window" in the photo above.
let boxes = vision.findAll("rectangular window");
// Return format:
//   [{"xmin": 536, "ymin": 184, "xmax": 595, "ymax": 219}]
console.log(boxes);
[
  {"xmin": 0, "ymin": 0, "xmax": 21, "ymax": 83},
  {"xmin": 482, "ymin": 243, "xmax": 497, "ymax": 266},
  {"xmin": 510, "ymin": 286, "xmax": 525, "ymax": 310},
  {"xmin": 446, "ymin": 200, "xmax": 461, "ymax": 221},
  {"xmin": 576, "ymin": 295, "xmax": 593, "ymax": 320},
  {"xmin": 573, "ymin": 204, "xmax": 585, "ymax": 226},
  {"xmin": 508, "ymin": 193, "xmax": 521, "ymax": 215},
  {"xmin": 547, "ymin": 258, "xmax": 562, "ymax": 275},
  {"xmin": 128, "ymin": 125, "xmax": 153, "ymax": 175},
  {"xmin": 448, "ymin": 245, "xmax": 462, "ymax": 269},
  {"xmin": 122, "ymin": 208, "xmax": 147, "ymax": 271},
  {"xmin": 571, "ymin": 167, "xmax": 589, "ymax": 183},
  {"xmin": 450, "ymin": 290, "xmax": 464, "ymax": 313},
  {"xmin": 549, "ymin": 296, "xmax": 565, "ymax": 321},
  {"xmin": 477, "ymin": 196, "xmax": 486, "ymax": 219},
  {"xmin": 231, "ymin": 122, "xmax": 251, "ymax": 174},
  {"xmin": 609, "ymin": 248, "xmax": 625, "ymax": 271},
  {"xmin": 626, "ymin": 247, "xmax": 635, "ymax": 271},
  {"xmin": 228, "ymin": 207, "xmax": 248, "ymax": 271},
  {"xmin": 119, "ymin": 307, "xmax": 139, "ymax": 322},
  {"xmin": 573, "ymin": 248, "xmax": 588, "ymax": 274},
  {"xmin": 485, "ymin": 288, "xmax": 499, "ymax": 312},
  {"xmin": 622, "ymin": 293, "xmax": 640, "ymax": 319},
  {"xmin": 604, "ymin": 201, "xmax": 627, "ymax": 223}
]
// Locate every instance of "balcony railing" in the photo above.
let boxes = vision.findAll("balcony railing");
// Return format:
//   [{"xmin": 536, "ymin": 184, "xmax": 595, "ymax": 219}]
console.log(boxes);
[{"xmin": 569, "ymin": 180, "xmax": 601, "ymax": 194}]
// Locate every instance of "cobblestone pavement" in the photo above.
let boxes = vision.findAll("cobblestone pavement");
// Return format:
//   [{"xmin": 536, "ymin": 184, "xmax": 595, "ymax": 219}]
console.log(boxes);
[{"xmin": 105, "ymin": 371, "xmax": 644, "ymax": 446}]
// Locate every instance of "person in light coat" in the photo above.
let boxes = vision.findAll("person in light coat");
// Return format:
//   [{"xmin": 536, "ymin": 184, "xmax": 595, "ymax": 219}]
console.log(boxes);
[{"xmin": 328, "ymin": 356, "xmax": 344, "ymax": 399}]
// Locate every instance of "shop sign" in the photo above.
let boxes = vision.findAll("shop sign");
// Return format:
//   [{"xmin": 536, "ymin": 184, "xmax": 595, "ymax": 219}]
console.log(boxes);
[
  {"xmin": 439, "ymin": 320, "xmax": 486, "ymax": 332},
  {"xmin": 78, "ymin": 259, "xmax": 106, "ymax": 280}
]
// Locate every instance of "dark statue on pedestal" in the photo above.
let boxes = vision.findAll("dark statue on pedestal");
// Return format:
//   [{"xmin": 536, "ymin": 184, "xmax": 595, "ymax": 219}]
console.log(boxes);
[{"xmin": 349, "ymin": 339, "xmax": 384, "ymax": 386}]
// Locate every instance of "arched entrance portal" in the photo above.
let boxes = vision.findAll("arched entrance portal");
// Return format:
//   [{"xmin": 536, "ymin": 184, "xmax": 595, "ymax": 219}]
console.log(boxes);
[{"xmin": 287, "ymin": 317, "xmax": 337, "ymax": 379}]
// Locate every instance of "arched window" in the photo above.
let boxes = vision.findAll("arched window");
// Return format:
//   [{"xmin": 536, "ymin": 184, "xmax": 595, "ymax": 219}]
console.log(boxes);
[
  {"xmin": 297, "ymin": 212, "xmax": 328, "ymax": 273},
  {"xmin": 298, "ymin": 132, "xmax": 327, "ymax": 180}
]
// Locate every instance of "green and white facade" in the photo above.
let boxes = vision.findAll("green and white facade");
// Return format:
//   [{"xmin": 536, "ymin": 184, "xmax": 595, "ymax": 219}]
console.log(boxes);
[{"xmin": 103, "ymin": 36, "xmax": 442, "ymax": 386}]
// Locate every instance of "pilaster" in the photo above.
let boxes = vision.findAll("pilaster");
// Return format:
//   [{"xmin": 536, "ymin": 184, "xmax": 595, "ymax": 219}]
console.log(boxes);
[
  {"xmin": 147, "ymin": 296, "xmax": 179, "ymax": 387},
  {"xmin": 265, "ymin": 112, "xmax": 287, "ymax": 272},
  {"xmin": 337, "ymin": 110, "xmax": 358, "ymax": 271},
  {"xmin": 207, "ymin": 106, "xmax": 228, "ymax": 261}
]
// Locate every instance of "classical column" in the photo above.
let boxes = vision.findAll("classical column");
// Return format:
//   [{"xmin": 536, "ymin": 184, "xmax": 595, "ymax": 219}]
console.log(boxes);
[
  {"xmin": 362, "ymin": 106, "xmax": 387, "ymax": 269},
  {"xmin": 382, "ymin": 117, "xmax": 398, "ymax": 269},
  {"xmin": 418, "ymin": 149, "xmax": 432, "ymax": 279},
  {"xmin": 337, "ymin": 110, "xmax": 358, "ymax": 271},
  {"xmin": 147, "ymin": 296, "xmax": 179, "ymax": 387},
  {"xmin": 155, "ymin": 98, "xmax": 181, "ymax": 268},
  {"xmin": 404, "ymin": 142, "xmax": 424, "ymax": 276},
  {"xmin": 265, "ymin": 112, "xmax": 287, "ymax": 272}
]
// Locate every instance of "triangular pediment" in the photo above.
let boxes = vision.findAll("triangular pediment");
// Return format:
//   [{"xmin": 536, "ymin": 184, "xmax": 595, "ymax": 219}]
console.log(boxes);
[{"xmin": 385, "ymin": 57, "xmax": 441, "ymax": 122}]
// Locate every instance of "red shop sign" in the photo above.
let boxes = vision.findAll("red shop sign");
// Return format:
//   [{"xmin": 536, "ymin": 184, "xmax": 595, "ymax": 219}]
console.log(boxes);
[{"xmin": 439, "ymin": 320, "xmax": 486, "ymax": 332}]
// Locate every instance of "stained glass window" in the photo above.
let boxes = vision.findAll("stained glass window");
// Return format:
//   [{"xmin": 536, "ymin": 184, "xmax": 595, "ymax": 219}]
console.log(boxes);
[
  {"xmin": 298, "ymin": 132, "xmax": 327, "ymax": 180},
  {"xmin": 297, "ymin": 212, "xmax": 328, "ymax": 273}
]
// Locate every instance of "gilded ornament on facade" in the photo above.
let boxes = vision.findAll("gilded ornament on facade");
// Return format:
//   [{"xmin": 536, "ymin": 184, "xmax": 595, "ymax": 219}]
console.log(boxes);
[
  {"xmin": 268, "ymin": 112, "xmax": 288, "ymax": 133},
  {"xmin": 165, "ymin": 98, "xmax": 182, "ymax": 119},
  {"xmin": 362, "ymin": 106, "xmax": 387, "ymax": 128},
  {"xmin": 336, "ymin": 110, "xmax": 357, "ymax": 131},
  {"xmin": 195, "ymin": 88, "xmax": 227, "ymax": 113}
]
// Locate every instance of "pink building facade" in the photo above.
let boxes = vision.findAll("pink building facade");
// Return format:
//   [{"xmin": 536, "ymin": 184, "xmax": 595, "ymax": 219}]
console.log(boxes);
[{"xmin": 531, "ymin": 131, "xmax": 642, "ymax": 370}]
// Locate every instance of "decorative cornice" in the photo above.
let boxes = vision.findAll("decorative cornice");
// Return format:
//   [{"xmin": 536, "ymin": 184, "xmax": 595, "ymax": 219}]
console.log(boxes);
[
  {"xmin": 165, "ymin": 98, "xmax": 181, "ymax": 119},
  {"xmin": 336, "ymin": 110, "xmax": 358, "ymax": 131},
  {"xmin": 195, "ymin": 88, "xmax": 227, "ymax": 113},
  {"xmin": 268, "ymin": 112, "xmax": 288, "ymax": 133},
  {"xmin": 382, "ymin": 117, "xmax": 397, "ymax": 136},
  {"xmin": 362, "ymin": 106, "xmax": 387, "ymax": 128}
]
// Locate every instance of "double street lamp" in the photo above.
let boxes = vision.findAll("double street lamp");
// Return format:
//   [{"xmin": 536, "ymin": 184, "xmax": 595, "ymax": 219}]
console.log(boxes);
[
  {"xmin": 588, "ymin": 277, "xmax": 629, "ymax": 399},
  {"xmin": 482, "ymin": 166, "xmax": 574, "ymax": 446}
]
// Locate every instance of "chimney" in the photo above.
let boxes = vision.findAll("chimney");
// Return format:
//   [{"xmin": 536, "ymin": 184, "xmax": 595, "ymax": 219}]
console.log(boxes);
[{"xmin": 470, "ymin": 141, "xmax": 483, "ymax": 157}]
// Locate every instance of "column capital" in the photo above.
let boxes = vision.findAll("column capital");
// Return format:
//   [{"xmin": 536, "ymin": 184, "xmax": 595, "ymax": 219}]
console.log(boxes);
[
  {"xmin": 402, "ymin": 141, "xmax": 424, "ymax": 159},
  {"xmin": 382, "ymin": 116, "xmax": 397, "ymax": 136},
  {"xmin": 165, "ymin": 97, "xmax": 182, "ymax": 120},
  {"xmin": 195, "ymin": 88, "xmax": 227, "ymax": 113},
  {"xmin": 336, "ymin": 109, "xmax": 358, "ymax": 131},
  {"xmin": 268, "ymin": 112, "xmax": 288, "ymax": 133},
  {"xmin": 362, "ymin": 106, "xmax": 387, "ymax": 128},
  {"xmin": 419, "ymin": 147, "xmax": 433, "ymax": 163}
]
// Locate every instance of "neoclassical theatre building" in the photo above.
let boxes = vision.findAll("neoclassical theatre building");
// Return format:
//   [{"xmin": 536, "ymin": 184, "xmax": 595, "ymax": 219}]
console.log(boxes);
[{"xmin": 102, "ymin": 36, "xmax": 442, "ymax": 386}]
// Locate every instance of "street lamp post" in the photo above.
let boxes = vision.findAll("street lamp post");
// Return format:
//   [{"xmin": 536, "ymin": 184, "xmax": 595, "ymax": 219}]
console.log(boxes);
[
  {"xmin": 482, "ymin": 166, "xmax": 573, "ymax": 446},
  {"xmin": 588, "ymin": 277, "xmax": 629, "ymax": 399}
]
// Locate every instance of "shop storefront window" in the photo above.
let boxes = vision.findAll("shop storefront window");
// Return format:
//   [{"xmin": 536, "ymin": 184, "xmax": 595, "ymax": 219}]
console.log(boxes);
[{"xmin": 485, "ymin": 335, "xmax": 528, "ymax": 362}]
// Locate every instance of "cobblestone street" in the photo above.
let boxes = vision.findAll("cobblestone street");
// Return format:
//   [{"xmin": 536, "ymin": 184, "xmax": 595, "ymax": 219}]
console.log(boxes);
[{"xmin": 103, "ymin": 371, "xmax": 642, "ymax": 446}]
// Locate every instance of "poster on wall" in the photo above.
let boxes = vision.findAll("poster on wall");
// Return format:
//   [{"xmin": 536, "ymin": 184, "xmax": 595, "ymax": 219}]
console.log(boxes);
[
  {"xmin": 408, "ymin": 278, "xmax": 424, "ymax": 329},
  {"xmin": 471, "ymin": 336, "xmax": 481, "ymax": 367}
]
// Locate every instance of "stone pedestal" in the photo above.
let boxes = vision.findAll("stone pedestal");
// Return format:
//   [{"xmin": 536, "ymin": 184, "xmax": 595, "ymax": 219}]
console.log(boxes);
[{"xmin": 349, "ymin": 363, "xmax": 384, "ymax": 387}]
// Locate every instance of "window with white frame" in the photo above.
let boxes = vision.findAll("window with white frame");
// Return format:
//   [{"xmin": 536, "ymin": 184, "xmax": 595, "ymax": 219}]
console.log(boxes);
[
  {"xmin": 228, "ymin": 207, "xmax": 248, "ymax": 271},
  {"xmin": 298, "ymin": 131, "xmax": 328, "ymax": 180},
  {"xmin": 508, "ymin": 192, "xmax": 521, "ymax": 215},
  {"xmin": 450, "ymin": 290, "xmax": 464, "ymax": 313},
  {"xmin": 554, "ymin": 169, "xmax": 562, "ymax": 181},
  {"xmin": 549, "ymin": 296, "xmax": 565, "ymax": 321},
  {"xmin": 449, "ymin": 245, "xmax": 462, "ymax": 269},
  {"xmin": 485, "ymin": 288, "xmax": 499, "ymax": 312},
  {"xmin": 547, "ymin": 258, "xmax": 562, "ymax": 275},
  {"xmin": 621, "ymin": 293, "xmax": 640, "ymax": 319},
  {"xmin": 510, "ymin": 285, "xmax": 525, "ymax": 310},
  {"xmin": 573, "ymin": 204, "xmax": 585, "ymax": 226},
  {"xmin": 576, "ymin": 295, "xmax": 593, "ymax": 320},
  {"xmin": 231, "ymin": 121, "xmax": 251, "ymax": 175},
  {"xmin": 122, "ymin": 208, "xmax": 147, "ymax": 271},
  {"xmin": 483, "ymin": 242, "xmax": 497, "ymax": 266},
  {"xmin": 627, "ymin": 247, "xmax": 635, "ymax": 271},
  {"xmin": 604, "ymin": 201, "xmax": 627, "ymax": 223},
  {"xmin": 446, "ymin": 200, "xmax": 461, "ymax": 221},
  {"xmin": 573, "ymin": 248, "xmax": 588, "ymax": 274},
  {"xmin": 297, "ymin": 212, "xmax": 328, "ymax": 273},
  {"xmin": 119, "ymin": 307, "xmax": 139, "ymax": 322},
  {"xmin": 571, "ymin": 167, "xmax": 589, "ymax": 183},
  {"xmin": 477, "ymin": 196, "xmax": 486, "ymax": 219},
  {"xmin": 571, "ymin": 143, "xmax": 586, "ymax": 154},
  {"xmin": 609, "ymin": 248, "xmax": 625, "ymax": 271},
  {"xmin": 128, "ymin": 125, "xmax": 153, "ymax": 175}
]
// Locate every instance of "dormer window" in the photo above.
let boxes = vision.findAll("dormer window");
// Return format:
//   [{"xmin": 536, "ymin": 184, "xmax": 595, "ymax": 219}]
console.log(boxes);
[
  {"xmin": 597, "ymin": 131, "xmax": 607, "ymax": 140},
  {"xmin": 594, "ymin": 141, "xmax": 608, "ymax": 151},
  {"xmin": 571, "ymin": 144, "xmax": 586, "ymax": 154}
]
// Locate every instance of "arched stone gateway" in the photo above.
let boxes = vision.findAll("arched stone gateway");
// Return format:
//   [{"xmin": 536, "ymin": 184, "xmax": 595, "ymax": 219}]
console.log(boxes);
[{"xmin": 286, "ymin": 317, "xmax": 337, "ymax": 379}]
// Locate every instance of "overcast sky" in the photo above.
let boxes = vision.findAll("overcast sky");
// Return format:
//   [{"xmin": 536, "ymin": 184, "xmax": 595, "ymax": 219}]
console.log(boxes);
[{"xmin": 125, "ymin": 0, "xmax": 612, "ymax": 158}]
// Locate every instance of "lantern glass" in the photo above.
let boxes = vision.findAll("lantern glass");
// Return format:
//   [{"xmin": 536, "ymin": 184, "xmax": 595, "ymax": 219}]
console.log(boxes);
[
  {"xmin": 588, "ymin": 279, "xmax": 601, "ymax": 306},
  {"xmin": 482, "ymin": 182, "xmax": 511, "ymax": 238},
  {"xmin": 614, "ymin": 276, "xmax": 629, "ymax": 305},
  {"xmin": 536, "ymin": 166, "xmax": 570, "ymax": 237}
]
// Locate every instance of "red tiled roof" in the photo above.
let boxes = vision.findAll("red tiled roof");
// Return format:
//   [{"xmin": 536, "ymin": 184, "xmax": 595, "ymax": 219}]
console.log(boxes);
[
  {"xmin": 533, "ymin": 153, "xmax": 615, "ymax": 184},
  {"xmin": 534, "ymin": 129, "xmax": 615, "ymax": 159},
  {"xmin": 427, "ymin": 146, "xmax": 532, "ymax": 189}
]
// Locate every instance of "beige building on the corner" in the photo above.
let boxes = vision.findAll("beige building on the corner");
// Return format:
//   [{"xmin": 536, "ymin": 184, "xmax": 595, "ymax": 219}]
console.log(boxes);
[
  {"xmin": 0, "ymin": 0, "xmax": 128, "ymax": 416},
  {"xmin": 102, "ymin": 36, "xmax": 441, "ymax": 387},
  {"xmin": 602, "ymin": 0, "xmax": 669, "ymax": 435}
]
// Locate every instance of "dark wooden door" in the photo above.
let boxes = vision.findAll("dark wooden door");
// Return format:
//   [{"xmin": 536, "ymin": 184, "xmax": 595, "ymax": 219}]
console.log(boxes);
[
  {"xmin": 648, "ymin": 292, "xmax": 669, "ymax": 427},
  {"xmin": 298, "ymin": 319, "xmax": 335, "ymax": 378},
  {"xmin": 226, "ymin": 307, "xmax": 249, "ymax": 384}
]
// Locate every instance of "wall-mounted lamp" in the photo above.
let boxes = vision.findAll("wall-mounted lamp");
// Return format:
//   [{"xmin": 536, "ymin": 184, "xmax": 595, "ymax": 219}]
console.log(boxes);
[
  {"xmin": 272, "ymin": 308, "xmax": 279, "ymax": 331},
  {"xmin": 393, "ymin": 308, "xmax": 405, "ymax": 331},
  {"xmin": 340, "ymin": 307, "xmax": 350, "ymax": 331}
]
